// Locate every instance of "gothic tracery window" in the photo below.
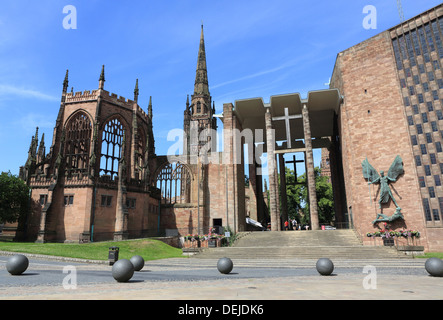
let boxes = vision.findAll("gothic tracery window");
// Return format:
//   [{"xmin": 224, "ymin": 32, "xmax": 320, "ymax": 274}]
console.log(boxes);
[
  {"xmin": 100, "ymin": 118, "xmax": 125, "ymax": 178},
  {"xmin": 136, "ymin": 128, "xmax": 146, "ymax": 179},
  {"xmin": 156, "ymin": 162, "xmax": 191, "ymax": 204},
  {"xmin": 64, "ymin": 112, "xmax": 92, "ymax": 176}
]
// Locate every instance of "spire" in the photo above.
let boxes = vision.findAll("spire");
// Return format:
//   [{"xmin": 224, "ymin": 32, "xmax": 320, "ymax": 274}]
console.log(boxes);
[
  {"xmin": 99, "ymin": 65, "xmax": 105, "ymax": 89},
  {"xmin": 148, "ymin": 96, "xmax": 152, "ymax": 119},
  {"xmin": 37, "ymin": 133, "xmax": 45, "ymax": 160},
  {"xmin": 63, "ymin": 69, "xmax": 69, "ymax": 93},
  {"xmin": 194, "ymin": 24, "xmax": 209, "ymax": 96},
  {"xmin": 34, "ymin": 127, "xmax": 39, "ymax": 144},
  {"xmin": 134, "ymin": 79, "xmax": 139, "ymax": 103},
  {"xmin": 27, "ymin": 127, "xmax": 39, "ymax": 161}
]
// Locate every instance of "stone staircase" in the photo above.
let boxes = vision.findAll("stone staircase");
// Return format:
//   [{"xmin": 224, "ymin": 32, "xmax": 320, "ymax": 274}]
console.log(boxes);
[{"xmin": 192, "ymin": 230, "xmax": 409, "ymax": 259}]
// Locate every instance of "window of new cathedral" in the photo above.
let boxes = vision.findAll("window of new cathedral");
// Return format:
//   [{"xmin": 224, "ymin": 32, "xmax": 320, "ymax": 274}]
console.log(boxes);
[{"xmin": 393, "ymin": 16, "xmax": 443, "ymax": 224}]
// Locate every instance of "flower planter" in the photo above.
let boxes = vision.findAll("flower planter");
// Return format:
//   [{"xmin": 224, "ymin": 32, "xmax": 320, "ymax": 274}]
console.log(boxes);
[
  {"xmin": 200, "ymin": 240, "xmax": 209, "ymax": 248},
  {"xmin": 183, "ymin": 232, "xmax": 227, "ymax": 249},
  {"xmin": 366, "ymin": 229, "xmax": 420, "ymax": 246},
  {"xmin": 183, "ymin": 240, "xmax": 200, "ymax": 248}
]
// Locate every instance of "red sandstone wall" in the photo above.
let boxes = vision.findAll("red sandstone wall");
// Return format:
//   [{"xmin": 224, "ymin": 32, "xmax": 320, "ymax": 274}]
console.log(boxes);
[
  {"xmin": 92, "ymin": 188, "xmax": 118, "ymax": 239},
  {"xmin": 161, "ymin": 205, "xmax": 201, "ymax": 234},
  {"xmin": 207, "ymin": 160, "xmax": 229, "ymax": 228},
  {"xmin": 125, "ymin": 192, "xmax": 158, "ymax": 236},
  {"xmin": 61, "ymin": 187, "xmax": 92, "ymax": 242},
  {"xmin": 159, "ymin": 151, "xmax": 249, "ymax": 235},
  {"xmin": 331, "ymin": 32, "xmax": 431, "ymax": 250}
]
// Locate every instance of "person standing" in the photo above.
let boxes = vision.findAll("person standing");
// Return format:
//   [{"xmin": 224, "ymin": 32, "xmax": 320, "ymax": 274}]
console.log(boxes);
[{"xmin": 292, "ymin": 219, "xmax": 297, "ymax": 230}]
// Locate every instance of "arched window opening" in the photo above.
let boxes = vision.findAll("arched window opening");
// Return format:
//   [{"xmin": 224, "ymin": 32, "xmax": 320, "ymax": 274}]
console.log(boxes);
[
  {"xmin": 100, "ymin": 118, "xmax": 124, "ymax": 178},
  {"xmin": 64, "ymin": 112, "xmax": 92, "ymax": 176},
  {"xmin": 156, "ymin": 162, "xmax": 191, "ymax": 204},
  {"xmin": 196, "ymin": 101, "xmax": 201, "ymax": 113},
  {"xmin": 135, "ymin": 129, "xmax": 146, "ymax": 180}
]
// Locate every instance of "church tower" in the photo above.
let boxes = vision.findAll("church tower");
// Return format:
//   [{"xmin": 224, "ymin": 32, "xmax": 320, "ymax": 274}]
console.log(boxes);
[{"xmin": 184, "ymin": 24, "xmax": 218, "ymax": 157}]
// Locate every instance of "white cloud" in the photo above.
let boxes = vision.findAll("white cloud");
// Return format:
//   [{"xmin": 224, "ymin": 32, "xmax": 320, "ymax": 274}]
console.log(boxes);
[
  {"xmin": 0, "ymin": 84, "xmax": 58, "ymax": 101},
  {"xmin": 14, "ymin": 113, "xmax": 54, "ymax": 134},
  {"xmin": 212, "ymin": 64, "xmax": 288, "ymax": 90}
]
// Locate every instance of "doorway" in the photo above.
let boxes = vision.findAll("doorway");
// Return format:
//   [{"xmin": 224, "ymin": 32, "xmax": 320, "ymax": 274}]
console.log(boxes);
[{"xmin": 213, "ymin": 218, "xmax": 223, "ymax": 234}]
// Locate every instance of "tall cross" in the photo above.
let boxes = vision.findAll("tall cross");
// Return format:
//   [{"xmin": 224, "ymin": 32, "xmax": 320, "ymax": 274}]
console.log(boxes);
[
  {"xmin": 272, "ymin": 107, "xmax": 302, "ymax": 148},
  {"xmin": 286, "ymin": 154, "xmax": 305, "ymax": 186}
]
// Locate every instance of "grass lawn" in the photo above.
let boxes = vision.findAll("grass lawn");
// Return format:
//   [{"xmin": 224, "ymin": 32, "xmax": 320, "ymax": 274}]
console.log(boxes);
[
  {"xmin": 0, "ymin": 238, "xmax": 184, "ymax": 261},
  {"xmin": 416, "ymin": 252, "xmax": 443, "ymax": 259}
]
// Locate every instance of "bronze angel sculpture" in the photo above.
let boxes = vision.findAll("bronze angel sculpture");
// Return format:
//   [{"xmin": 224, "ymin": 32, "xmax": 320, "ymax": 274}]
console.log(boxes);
[{"xmin": 362, "ymin": 155, "xmax": 404, "ymax": 224}]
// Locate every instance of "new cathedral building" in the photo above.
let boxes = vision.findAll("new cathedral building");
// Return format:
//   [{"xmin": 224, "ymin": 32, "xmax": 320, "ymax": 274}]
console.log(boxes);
[{"xmin": 11, "ymin": 4, "xmax": 443, "ymax": 252}]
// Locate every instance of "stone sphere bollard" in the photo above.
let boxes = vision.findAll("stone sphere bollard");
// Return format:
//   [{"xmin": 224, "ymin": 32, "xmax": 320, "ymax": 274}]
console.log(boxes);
[
  {"xmin": 112, "ymin": 259, "xmax": 134, "ymax": 282},
  {"xmin": 130, "ymin": 255, "xmax": 145, "ymax": 271},
  {"xmin": 217, "ymin": 257, "xmax": 233, "ymax": 274},
  {"xmin": 425, "ymin": 257, "xmax": 443, "ymax": 277},
  {"xmin": 316, "ymin": 258, "xmax": 334, "ymax": 276},
  {"xmin": 6, "ymin": 254, "xmax": 29, "ymax": 275}
]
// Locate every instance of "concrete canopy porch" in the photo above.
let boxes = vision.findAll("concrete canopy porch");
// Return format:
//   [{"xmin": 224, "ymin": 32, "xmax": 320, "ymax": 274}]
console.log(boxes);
[{"xmin": 228, "ymin": 89, "xmax": 343, "ymax": 231}]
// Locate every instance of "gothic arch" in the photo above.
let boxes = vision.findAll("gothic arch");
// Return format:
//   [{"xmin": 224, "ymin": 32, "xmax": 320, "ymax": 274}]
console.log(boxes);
[
  {"xmin": 63, "ymin": 110, "xmax": 93, "ymax": 176},
  {"xmin": 154, "ymin": 161, "xmax": 193, "ymax": 204},
  {"xmin": 99, "ymin": 117, "xmax": 126, "ymax": 178},
  {"xmin": 64, "ymin": 109, "xmax": 94, "ymax": 128},
  {"xmin": 135, "ymin": 125, "xmax": 147, "ymax": 179}
]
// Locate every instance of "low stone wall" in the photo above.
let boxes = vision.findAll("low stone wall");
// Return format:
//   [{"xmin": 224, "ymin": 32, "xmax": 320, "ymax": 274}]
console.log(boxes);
[
  {"xmin": 153, "ymin": 236, "xmax": 180, "ymax": 248},
  {"xmin": 397, "ymin": 245, "xmax": 425, "ymax": 256},
  {"xmin": 181, "ymin": 238, "xmax": 225, "ymax": 249}
]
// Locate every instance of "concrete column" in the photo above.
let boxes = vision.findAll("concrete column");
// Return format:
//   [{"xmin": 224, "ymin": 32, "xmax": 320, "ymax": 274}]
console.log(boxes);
[
  {"xmin": 248, "ymin": 142, "xmax": 258, "ymax": 222},
  {"xmin": 223, "ymin": 103, "xmax": 235, "ymax": 231},
  {"xmin": 255, "ymin": 155, "xmax": 265, "ymax": 225},
  {"xmin": 274, "ymin": 156, "xmax": 281, "ymax": 231},
  {"xmin": 265, "ymin": 108, "xmax": 279, "ymax": 231},
  {"xmin": 302, "ymin": 103, "xmax": 319, "ymax": 230},
  {"xmin": 222, "ymin": 103, "xmax": 246, "ymax": 233},
  {"xmin": 279, "ymin": 153, "xmax": 289, "ymax": 228}
]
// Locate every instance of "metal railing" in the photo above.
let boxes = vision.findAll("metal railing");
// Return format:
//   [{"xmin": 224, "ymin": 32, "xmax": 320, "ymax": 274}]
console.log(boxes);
[
  {"xmin": 366, "ymin": 234, "xmax": 424, "ymax": 256},
  {"xmin": 80, "ymin": 226, "xmax": 228, "ymax": 243}
]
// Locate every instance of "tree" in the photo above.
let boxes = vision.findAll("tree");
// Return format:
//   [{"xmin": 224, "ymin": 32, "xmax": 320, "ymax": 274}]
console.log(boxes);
[
  {"xmin": 0, "ymin": 172, "xmax": 30, "ymax": 224},
  {"xmin": 284, "ymin": 167, "xmax": 304, "ymax": 222},
  {"xmin": 283, "ymin": 167, "xmax": 335, "ymax": 225}
]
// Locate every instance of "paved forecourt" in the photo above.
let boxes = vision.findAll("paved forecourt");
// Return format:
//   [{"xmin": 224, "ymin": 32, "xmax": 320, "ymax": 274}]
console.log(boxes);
[{"xmin": 1, "ymin": 254, "xmax": 442, "ymax": 300}]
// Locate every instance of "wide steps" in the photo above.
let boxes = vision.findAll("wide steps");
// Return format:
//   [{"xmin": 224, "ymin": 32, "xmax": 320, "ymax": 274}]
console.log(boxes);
[
  {"xmin": 194, "ymin": 246, "xmax": 402, "ymax": 259},
  {"xmin": 234, "ymin": 230, "xmax": 363, "ymax": 247},
  {"xmin": 192, "ymin": 230, "xmax": 407, "ymax": 259}
]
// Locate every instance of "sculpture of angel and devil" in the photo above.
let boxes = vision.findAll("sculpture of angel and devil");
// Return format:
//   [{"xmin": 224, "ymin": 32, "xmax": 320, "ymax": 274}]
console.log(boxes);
[{"xmin": 362, "ymin": 155, "xmax": 404, "ymax": 225}]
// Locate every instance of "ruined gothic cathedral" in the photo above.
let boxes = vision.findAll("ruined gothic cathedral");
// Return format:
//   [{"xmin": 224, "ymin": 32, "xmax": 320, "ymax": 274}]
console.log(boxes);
[{"xmin": 16, "ymin": 25, "xmax": 249, "ymax": 243}]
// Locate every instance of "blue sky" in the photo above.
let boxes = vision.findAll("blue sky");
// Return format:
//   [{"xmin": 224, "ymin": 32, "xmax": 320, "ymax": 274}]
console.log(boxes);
[{"xmin": 0, "ymin": 0, "xmax": 442, "ymax": 176}]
